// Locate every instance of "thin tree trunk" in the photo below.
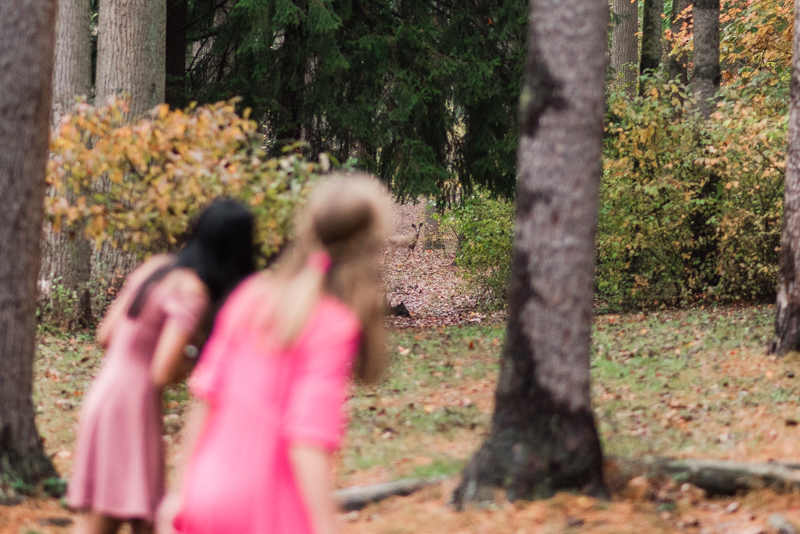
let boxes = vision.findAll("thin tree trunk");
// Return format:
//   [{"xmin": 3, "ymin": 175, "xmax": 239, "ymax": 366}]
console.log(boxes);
[
  {"xmin": 452, "ymin": 0, "xmax": 608, "ymax": 506},
  {"xmin": 692, "ymin": 0, "xmax": 720, "ymax": 118},
  {"xmin": 96, "ymin": 0, "xmax": 166, "ymax": 116},
  {"xmin": 640, "ymin": 0, "xmax": 664, "ymax": 93},
  {"xmin": 52, "ymin": 0, "xmax": 91, "ymax": 125},
  {"xmin": 611, "ymin": 0, "xmax": 639, "ymax": 92},
  {"xmin": 166, "ymin": 0, "xmax": 188, "ymax": 108},
  {"xmin": 771, "ymin": 0, "xmax": 800, "ymax": 356},
  {"xmin": 45, "ymin": 0, "xmax": 93, "ymax": 326},
  {"xmin": 667, "ymin": 0, "xmax": 692, "ymax": 85},
  {"xmin": 0, "ymin": 0, "xmax": 58, "ymax": 483}
]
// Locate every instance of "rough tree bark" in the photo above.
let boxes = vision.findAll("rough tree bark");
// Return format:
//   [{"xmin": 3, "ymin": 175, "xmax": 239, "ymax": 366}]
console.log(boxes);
[
  {"xmin": 692, "ymin": 0, "xmax": 720, "ymax": 118},
  {"xmin": 96, "ymin": 0, "xmax": 166, "ymax": 116},
  {"xmin": 640, "ymin": 0, "xmax": 664, "ymax": 93},
  {"xmin": 771, "ymin": 0, "xmax": 800, "ymax": 356},
  {"xmin": 452, "ymin": 0, "xmax": 609, "ymax": 506},
  {"xmin": 44, "ymin": 0, "xmax": 93, "ymax": 326},
  {"xmin": 0, "ymin": 0, "xmax": 58, "ymax": 483},
  {"xmin": 611, "ymin": 0, "xmax": 639, "ymax": 92},
  {"xmin": 667, "ymin": 0, "xmax": 692, "ymax": 85}
]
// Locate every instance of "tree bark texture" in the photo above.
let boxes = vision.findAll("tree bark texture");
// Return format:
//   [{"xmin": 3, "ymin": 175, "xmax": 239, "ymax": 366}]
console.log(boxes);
[
  {"xmin": 45, "ymin": 0, "xmax": 93, "ymax": 325},
  {"xmin": 692, "ymin": 0, "xmax": 720, "ymax": 118},
  {"xmin": 96, "ymin": 0, "xmax": 166, "ymax": 116},
  {"xmin": 611, "ymin": 0, "xmax": 639, "ymax": 92},
  {"xmin": 640, "ymin": 0, "xmax": 664, "ymax": 86},
  {"xmin": 0, "ymin": 0, "xmax": 58, "ymax": 483},
  {"xmin": 452, "ymin": 0, "xmax": 609, "ymax": 506},
  {"xmin": 771, "ymin": 1, "xmax": 800, "ymax": 356},
  {"xmin": 52, "ymin": 0, "xmax": 91, "ymax": 125},
  {"xmin": 166, "ymin": 0, "xmax": 188, "ymax": 108},
  {"xmin": 667, "ymin": 0, "xmax": 692, "ymax": 85}
]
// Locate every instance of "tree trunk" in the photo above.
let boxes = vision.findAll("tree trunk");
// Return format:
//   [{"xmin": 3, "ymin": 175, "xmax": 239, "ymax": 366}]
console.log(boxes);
[
  {"xmin": 771, "ymin": 0, "xmax": 800, "ymax": 356},
  {"xmin": 692, "ymin": 0, "xmax": 720, "ymax": 118},
  {"xmin": 96, "ymin": 0, "xmax": 166, "ymax": 116},
  {"xmin": 640, "ymin": 0, "xmax": 664, "ymax": 90},
  {"xmin": 667, "ymin": 0, "xmax": 692, "ymax": 85},
  {"xmin": 94, "ymin": 0, "xmax": 166, "ymax": 290},
  {"xmin": 51, "ymin": 0, "xmax": 91, "ymax": 125},
  {"xmin": 452, "ymin": 0, "xmax": 609, "ymax": 506},
  {"xmin": 45, "ymin": 0, "xmax": 93, "ymax": 326},
  {"xmin": 0, "ymin": 0, "xmax": 58, "ymax": 484},
  {"xmin": 611, "ymin": 0, "xmax": 639, "ymax": 92},
  {"xmin": 166, "ymin": 0, "xmax": 188, "ymax": 108}
]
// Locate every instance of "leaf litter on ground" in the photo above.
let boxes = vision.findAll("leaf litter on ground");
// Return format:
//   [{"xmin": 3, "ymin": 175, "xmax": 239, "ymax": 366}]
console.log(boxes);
[{"xmin": 11, "ymin": 201, "xmax": 800, "ymax": 532}]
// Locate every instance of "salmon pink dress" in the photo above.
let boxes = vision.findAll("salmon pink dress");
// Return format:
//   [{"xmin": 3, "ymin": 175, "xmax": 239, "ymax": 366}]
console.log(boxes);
[
  {"xmin": 68, "ymin": 260, "xmax": 209, "ymax": 521},
  {"xmin": 173, "ymin": 275, "xmax": 361, "ymax": 534}
]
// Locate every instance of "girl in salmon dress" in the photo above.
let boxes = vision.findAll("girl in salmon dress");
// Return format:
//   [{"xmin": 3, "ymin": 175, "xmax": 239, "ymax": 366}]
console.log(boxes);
[
  {"xmin": 159, "ymin": 174, "xmax": 391, "ymax": 534},
  {"xmin": 68, "ymin": 199, "xmax": 256, "ymax": 534}
]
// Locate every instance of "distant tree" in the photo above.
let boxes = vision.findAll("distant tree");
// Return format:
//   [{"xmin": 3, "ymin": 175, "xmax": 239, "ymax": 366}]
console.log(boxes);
[
  {"xmin": 611, "ymin": 0, "xmax": 639, "ymax": 92},
  {"xmin": 771, "ymin": 1, "xmax": 800, "ymax": 356},
  {"xmin": 96, "ymin": 0, "xmax": 166, "ymax": 115},
  {"xmin": 182, "ymin": 0, "xmax": 528, "ymax": 201},
  {"xmin": 693, "ymin": 0, "xmax": 720, "ymax": 117},
  {"xmin": 640, "ymin": 0, "xmax": 664, "ymax": 92},
  {"xmin": 44, "ymin": 0, "xmax": 93, "ymax": 326},
  {"xmin": 51, "ymin": 0, "xmax": 91, "ymax": 125},
  {"xmin": 166, "ymin": 0, "xmax": 188, "ymax": 108},
  {"xmin": 0, "ymin": 0, "xmax": 58, "ymax": 484},
  {"xmin": 667, "ymin": 0, "xmax": 692, "ymax": 85},
  {"xmin": 452, "ymin": 0, "xmax": 608, "ymax": 506}
]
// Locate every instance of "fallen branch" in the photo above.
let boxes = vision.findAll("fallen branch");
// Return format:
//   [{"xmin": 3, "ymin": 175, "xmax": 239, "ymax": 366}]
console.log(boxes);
[
  {"xmin": 335, "ymin": 476, "xmax": 449, "ymax": 511},
  {"xmin": 612, "ymin": 457, "xmax": 800, "ymax": 495}
]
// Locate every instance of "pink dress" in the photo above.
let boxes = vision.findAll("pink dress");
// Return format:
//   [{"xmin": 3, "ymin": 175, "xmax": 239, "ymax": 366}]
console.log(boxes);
[
  {"xmin": 174, "ymin": 275, "xmax": 361, "ymax": 534},
  {"xmin": 68, "ymin": 259, "xmax": 209, "ymax": 521}
]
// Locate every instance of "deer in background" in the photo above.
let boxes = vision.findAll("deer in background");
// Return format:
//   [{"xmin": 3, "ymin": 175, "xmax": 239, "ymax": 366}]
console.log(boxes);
[{"xmin": 385, "ymin": 222, "xmax": 424, "ymax": 261}]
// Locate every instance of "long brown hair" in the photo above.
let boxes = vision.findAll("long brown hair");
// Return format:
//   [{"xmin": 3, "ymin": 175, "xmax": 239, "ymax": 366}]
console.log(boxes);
[{"xmin": 251, "ymin": 173, "xmax": 392, "ymax": 384}]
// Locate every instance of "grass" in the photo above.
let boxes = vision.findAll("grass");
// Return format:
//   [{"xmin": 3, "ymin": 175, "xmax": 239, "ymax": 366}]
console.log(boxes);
[{"xmin": 31, "ymin": 304, "xmax": 799, "ymax": 490}]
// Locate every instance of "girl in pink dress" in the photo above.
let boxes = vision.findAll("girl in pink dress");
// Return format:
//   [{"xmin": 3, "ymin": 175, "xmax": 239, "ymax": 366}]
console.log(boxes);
[
  {"xmin": 68, "ymin": 200, "xmax": 256, "ymax": 534},
  {"xmin": 159, "ymin": 174, "xmax": 391, "ymax": 534}
]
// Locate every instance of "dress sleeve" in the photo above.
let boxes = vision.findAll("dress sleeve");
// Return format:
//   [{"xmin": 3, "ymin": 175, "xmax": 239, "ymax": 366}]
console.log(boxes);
[
  {"xmin": 163, "ymin": 287, "xmax": 210, "ymax": 334},
  {"xmin": 283, "ymin": 302, "xmax": 361, "ymax": 450}
]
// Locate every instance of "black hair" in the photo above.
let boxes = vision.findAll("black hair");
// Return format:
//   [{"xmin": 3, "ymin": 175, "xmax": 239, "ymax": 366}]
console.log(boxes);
[{"xmin": 127, "ymin": 198, "xmax": 256, "ymax": 318}]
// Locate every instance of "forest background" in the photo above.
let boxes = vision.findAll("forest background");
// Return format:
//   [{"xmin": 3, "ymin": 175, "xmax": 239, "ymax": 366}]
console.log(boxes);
[
  {"xmin": 7, "ymin": 0, "xmax": 800, "ymax": 531},
  {"xmin": 41, "ymin": 0, "xmax": 793, "ymax": 327}
]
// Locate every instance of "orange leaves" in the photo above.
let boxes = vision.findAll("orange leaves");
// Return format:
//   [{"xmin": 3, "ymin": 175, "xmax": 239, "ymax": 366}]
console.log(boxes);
[{"xmin": 47, "ymin": 96, "xmax": 323, "ymax": 263}]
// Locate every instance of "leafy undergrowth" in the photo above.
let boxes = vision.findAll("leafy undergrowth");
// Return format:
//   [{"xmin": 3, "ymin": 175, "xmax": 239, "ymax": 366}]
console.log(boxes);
[{"xmin": 11, "ymin": 304, "xmax": 800, "ymax": 533}]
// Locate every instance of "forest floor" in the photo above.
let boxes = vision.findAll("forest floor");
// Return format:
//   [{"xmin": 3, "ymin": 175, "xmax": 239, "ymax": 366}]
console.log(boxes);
[{"xmin": 6, "ymin": 201, "xmax": 800, "ymax": 533}]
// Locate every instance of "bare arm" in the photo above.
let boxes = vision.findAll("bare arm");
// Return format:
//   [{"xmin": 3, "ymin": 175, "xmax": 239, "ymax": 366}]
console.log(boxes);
[
  {"xmin": 150, "ymin": 320, "xmax": 196, "ymax": 389},
  {"xmin": 290, "ymin": 444, "xmax": 340, "ymax": 534}
]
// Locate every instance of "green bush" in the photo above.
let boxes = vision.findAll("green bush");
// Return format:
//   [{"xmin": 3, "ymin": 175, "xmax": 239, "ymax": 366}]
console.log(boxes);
[
  {"xmin": 441, "ymin": 194, "xmax": 514, "ymax": 308},
  {"xmin": 599, "ymin": 73, "xmax": 786, "ymax": 307},
  {"xmin": 440, "ymin": 73, "xmax": 787, "ymax": 310}
]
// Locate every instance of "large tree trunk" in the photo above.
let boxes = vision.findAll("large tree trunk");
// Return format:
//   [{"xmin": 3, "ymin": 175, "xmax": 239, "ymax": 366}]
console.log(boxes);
[
  {"xmin": 611, "ymin": 0, "xmax": 639, "ymax": 92},
  {"xmin": 771, "ymin": 1, "xmax": 800, "ymax": 356},
  {"xmin": 45, "ymin": 0, "xmax": 93, "ymax": 326},
  {"xmin": 640, "ymin": 0, "xmax": 664, "ymax": 91},
  {"xmin": 667, "ymin": 0, "xmax": 692, "ymax": 85},
  {"xmin": 96, "ymin": 0, "xmax": 166, "ymax": 116},
  {"xmin": 0, "ymin": 0, "xmax": 58, "ymax": 483},
  {"xmin": 692, "ymin": 0, "xmax": 720, "ymax": 118},
  {"xmin": 452, "ymin": 0, "xmax": 608, "ymax": 507}
]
